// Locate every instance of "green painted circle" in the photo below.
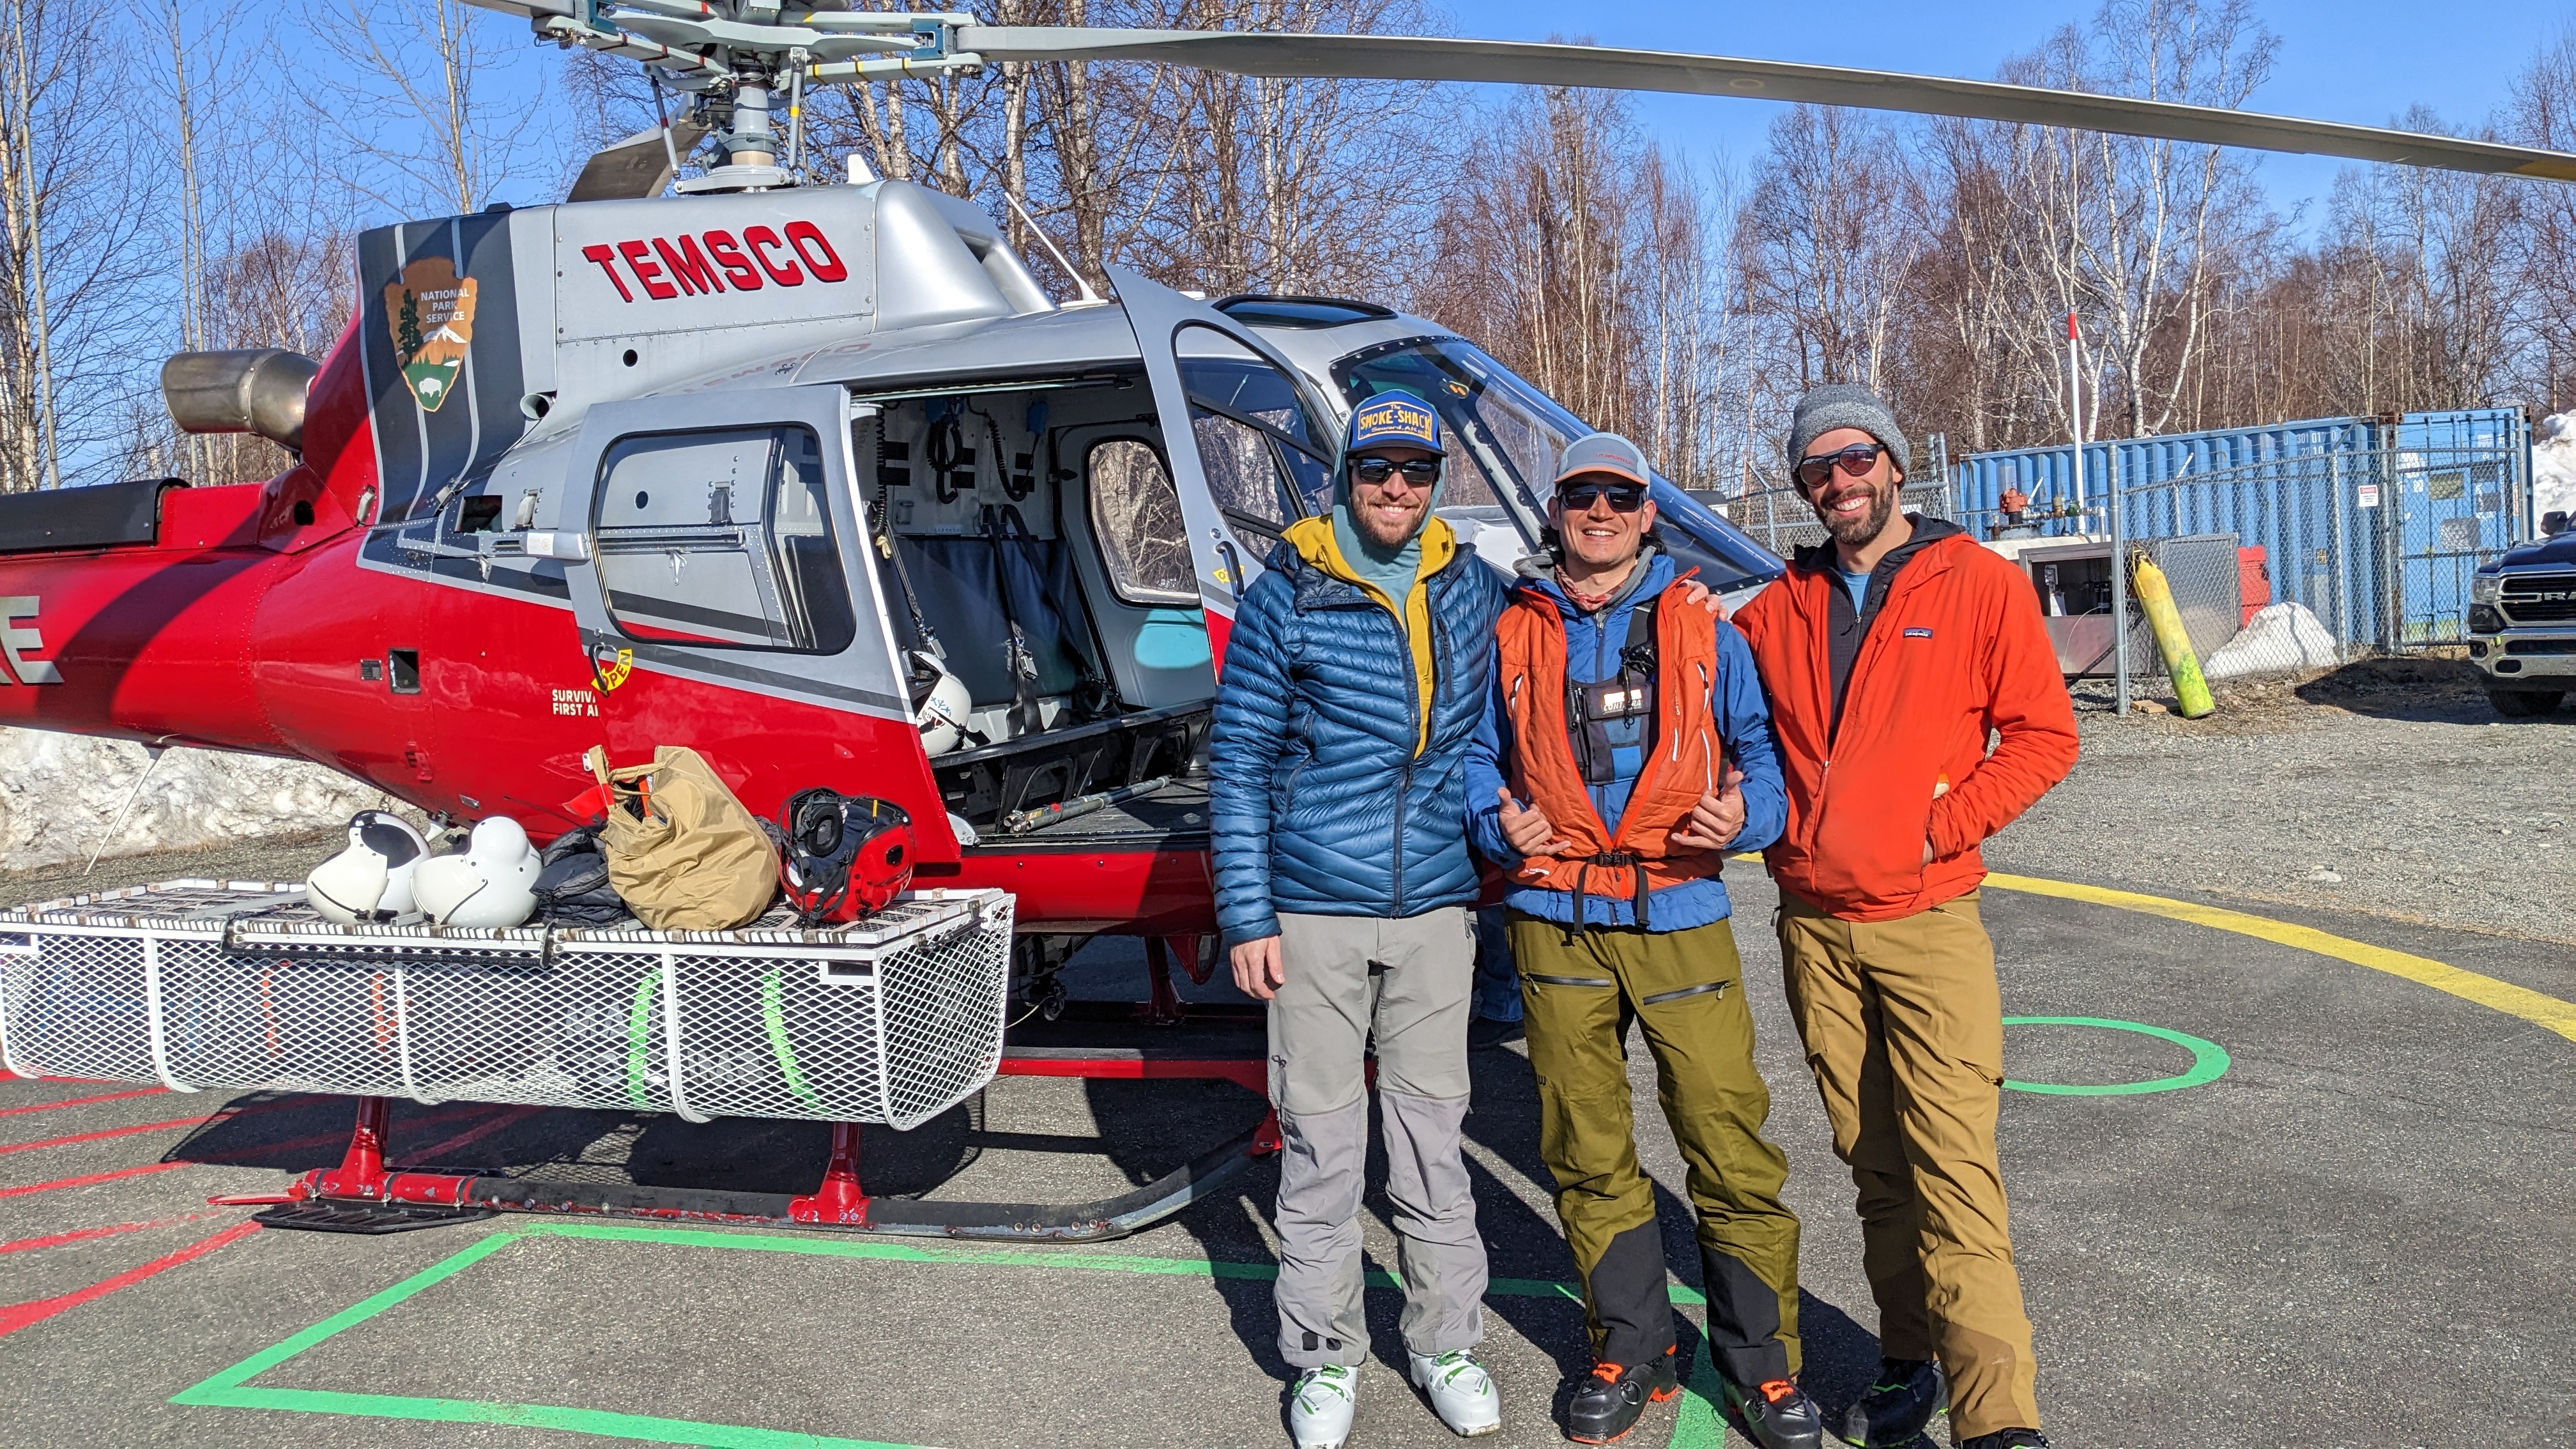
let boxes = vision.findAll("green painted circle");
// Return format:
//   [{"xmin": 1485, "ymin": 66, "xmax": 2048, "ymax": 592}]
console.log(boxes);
[{"xmin": 2001, "ymin": 1016, "xmax": 2230, "ymax": 1096}]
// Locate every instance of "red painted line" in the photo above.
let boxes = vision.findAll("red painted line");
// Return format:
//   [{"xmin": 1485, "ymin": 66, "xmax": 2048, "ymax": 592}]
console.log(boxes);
[
  {"xmin": 0, "ymin": 1213, "xmax": 226, "ymax": 1255},
  {"xmin": 0, "ymin": 1219, "xmax": 261, "ymax": 1338},
  {"xmin": 0, "ymin": 1087, "xmax": 169, "ymax": 1119},
  {"xmin": 0, "ymin": 1162, "xmax": 194, "ymax": 1199},
  {"xmin": 0, "ymin": 1094, "xmax": 308, "ymax": 1158},
  {"xmin": 0, "ymin": 1112, "xmax": 225, "ymax": 1156},
  {"xmin": 402, "ymin": 1105, "xmax": 540, "ymax": 1166},
  {"xmin": 0, "ymin": 1100, "xmax": 503, "ymax": 1201}
]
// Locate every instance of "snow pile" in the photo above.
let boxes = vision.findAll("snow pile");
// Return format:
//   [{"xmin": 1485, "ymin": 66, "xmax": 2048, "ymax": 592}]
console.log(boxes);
[
  {"xmin": 0, "ymin": 728, "xmax": 396, "ymax": 873},
  {"xmin": 2204, "ymin": 602, "xmax": 2342, "ymax": 679},
  {"xmin": 2536, "ymin": 414, "xmax": 2576, "ymax": 530}
]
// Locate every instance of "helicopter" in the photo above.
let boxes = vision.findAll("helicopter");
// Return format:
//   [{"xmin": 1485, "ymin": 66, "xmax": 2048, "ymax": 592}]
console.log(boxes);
[{"xmin": 0, "ymin": 4, "xmax": 2568, "ymax": 1234}]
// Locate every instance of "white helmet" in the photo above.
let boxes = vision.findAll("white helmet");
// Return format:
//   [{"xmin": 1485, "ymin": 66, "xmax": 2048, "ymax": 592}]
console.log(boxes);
[
  {"xmin": 914, "ymin": 656, "xmax": 973, "ymax": 756},
  {"xmin": 413, "ymin": 816, "xmax": 542, "ymax": 929},
  {"xmin": 307, "ymin": 811, "xmax": 431, "ymax": 924}
]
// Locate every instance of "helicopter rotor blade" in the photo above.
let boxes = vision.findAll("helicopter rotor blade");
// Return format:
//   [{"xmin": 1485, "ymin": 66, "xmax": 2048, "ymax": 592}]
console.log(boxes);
[
  {"xmin": 954, "ymin": 27, "xmax": 2576, "ymax": 183},
  {"xmin": 567, "ymin": 119, "xmax": 716, "ymax": 203}
]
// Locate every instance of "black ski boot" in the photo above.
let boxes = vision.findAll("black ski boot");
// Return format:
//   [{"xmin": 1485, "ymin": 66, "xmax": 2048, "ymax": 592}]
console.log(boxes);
[
  {"xmin": 1958, "ymin": 1430, "xmax": 2049, "ymax": 1449},
  {"xmin": 1839, "ymin": 1358, "xmax": 1949, "ymax": 1446},
  {"xmin": 1721, "ymin": 1375, "xmax": 1826, "ymax": 1449},
  {"xmin": 1563, "ymin": 1353, "xmax": 1678, "ymax": 1444}
]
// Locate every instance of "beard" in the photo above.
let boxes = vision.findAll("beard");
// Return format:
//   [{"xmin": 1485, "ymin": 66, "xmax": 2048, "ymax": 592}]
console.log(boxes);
[
  {"xmin": 1354, "ymin": 497, "xmax": 1426, "ymax": 551},
  {"xmin": 1813, "ymin": 478, "xmax": 1898, "ymax": 548}
]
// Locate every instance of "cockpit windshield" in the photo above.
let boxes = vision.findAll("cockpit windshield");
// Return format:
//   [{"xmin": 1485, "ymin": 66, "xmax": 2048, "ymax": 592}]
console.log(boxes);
[{"xmin": 1330, "ymin": 336, "xmax": 1783, "ymax": 594}]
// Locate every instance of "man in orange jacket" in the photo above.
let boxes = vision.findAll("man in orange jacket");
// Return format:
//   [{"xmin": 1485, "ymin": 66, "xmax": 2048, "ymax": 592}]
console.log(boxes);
[{"xmin": 1731, "ymin": 385, "xmax": 2078, "ymax": 1449}]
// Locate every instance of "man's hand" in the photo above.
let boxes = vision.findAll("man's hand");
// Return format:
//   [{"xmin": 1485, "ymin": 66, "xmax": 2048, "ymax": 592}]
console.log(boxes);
[
  {"xmin": 1230, "ymin": 935, "xmax": 1285, "ymax": 1001},
  {"xmin": 1676, "ymin": 578, "xmax": 1729, "ymax": 618},
  {"xmin": 1496, "ymin": 786, "xmax": 1571, "ymax": 858},
  {"xmin": 1922, "ymin": 777, "xmax": 1951, "ymax": 866},
  {"xmin": 1669, "ymin": 766, "xmax": 1747, "ymax": 852}
]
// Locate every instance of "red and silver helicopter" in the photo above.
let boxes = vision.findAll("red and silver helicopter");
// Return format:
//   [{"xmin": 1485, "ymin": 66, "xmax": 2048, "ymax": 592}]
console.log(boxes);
[{"xmin": 0, "ymin": 4, "xmax": 2565, "ymax": 1234}]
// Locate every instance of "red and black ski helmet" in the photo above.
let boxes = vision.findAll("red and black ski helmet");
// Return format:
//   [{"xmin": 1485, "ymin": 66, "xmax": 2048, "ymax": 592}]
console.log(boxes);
[{"xmin": 779, "ymin": 790, "xmax": 914, "ymax": 924}]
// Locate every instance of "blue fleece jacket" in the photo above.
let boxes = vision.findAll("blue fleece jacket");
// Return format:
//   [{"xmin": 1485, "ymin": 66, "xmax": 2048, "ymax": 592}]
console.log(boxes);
[{"xmin": 1464, "ymin": 553, "xmax": 1787, "ymax": 931}]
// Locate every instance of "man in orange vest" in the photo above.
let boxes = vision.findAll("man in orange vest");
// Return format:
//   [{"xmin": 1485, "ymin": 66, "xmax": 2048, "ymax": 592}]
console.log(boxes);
[
  {"xmin": 1732, "ymin": 385, "xmax": 2078, "ymax": 1449},
  {"xmin": 1466, "ymin": 433, "xmax": 1821, "ymax": 1449}
]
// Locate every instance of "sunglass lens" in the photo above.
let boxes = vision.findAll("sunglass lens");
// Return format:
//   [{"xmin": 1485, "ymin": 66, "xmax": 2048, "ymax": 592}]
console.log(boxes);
[
  {"xmin": 1563, "ymin": 483, "xmax": 1644, "ymax": 512},
  {"xmin": 1352, "ymin": 457, "xmax": 1440, "ymax": 487},
  {"xmin": 1796, "ymin": 444, "xmax": 1880, "ymax": 489}
]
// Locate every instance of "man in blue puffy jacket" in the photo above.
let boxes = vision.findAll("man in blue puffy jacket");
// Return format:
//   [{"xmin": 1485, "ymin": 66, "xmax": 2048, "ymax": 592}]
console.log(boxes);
[{"xmin": 1211, "ymin": 389, "xmax": 1511, "ymax": 1449}]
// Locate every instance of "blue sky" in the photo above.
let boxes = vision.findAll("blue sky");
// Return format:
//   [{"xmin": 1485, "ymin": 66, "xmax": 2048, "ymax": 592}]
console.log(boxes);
[{"xmin": 1451, "ymin": 0, "xmax": 2576, "ymax": 228}]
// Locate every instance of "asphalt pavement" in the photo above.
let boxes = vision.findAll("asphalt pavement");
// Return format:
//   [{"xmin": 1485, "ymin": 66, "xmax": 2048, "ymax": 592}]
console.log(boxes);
[{"xmin": 1, "ymin": 867, "xmax": 2570, "ymax": 1448}]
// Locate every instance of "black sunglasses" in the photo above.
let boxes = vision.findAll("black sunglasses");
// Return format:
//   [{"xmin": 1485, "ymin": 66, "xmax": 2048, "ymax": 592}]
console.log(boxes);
[
  {"xmin": 1351, "ymin": 456, "xmax": 1441, "ymax": 487},
  {"xmin": 1559, "ymin": 480, "xmax": 1646, "ymax": 514},
  {"xmin": 1795, "ymin": 443, "xmax": 1887, "ymax": 490}
]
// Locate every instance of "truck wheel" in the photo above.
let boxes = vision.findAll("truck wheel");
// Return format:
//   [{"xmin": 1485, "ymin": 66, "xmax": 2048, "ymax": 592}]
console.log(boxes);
[{"xmin": 2488, "ymin": 689, "xmax": 2566, "ymax": 717}]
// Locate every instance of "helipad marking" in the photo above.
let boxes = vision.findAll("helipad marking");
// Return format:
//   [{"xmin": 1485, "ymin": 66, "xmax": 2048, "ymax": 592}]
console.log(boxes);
[
  {"xmin": 2000, "ymin": 1016, "xmax": 2230, "ymax": 1094},
  {"xmin": 1981, "ymin": 872, "xmax": 2576, "ymax": 1046},
  {"xmin": 0, "ymin": 1218, "xmax": 259, "ymax": 1338},
  {"xmin": 176, "ymin": 1220, "xmax": 1732, "ymax": 1447},
  {"xmin": 1722, "ymin": 855, "xmax": 2576, "ymax": 1046}
]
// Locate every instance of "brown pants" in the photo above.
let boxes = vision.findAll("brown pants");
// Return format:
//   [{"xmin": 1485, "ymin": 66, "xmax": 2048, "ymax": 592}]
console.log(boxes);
[{"xmin": 1775, "ymin": 889, "xmax": 2042, "ymax": 1438}]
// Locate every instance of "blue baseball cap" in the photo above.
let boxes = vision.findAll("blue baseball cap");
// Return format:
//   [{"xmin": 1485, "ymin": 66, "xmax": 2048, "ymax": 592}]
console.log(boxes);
[{"xmin": 1346, "ymin": 390, "xmax": 1445, "ymax": 457}]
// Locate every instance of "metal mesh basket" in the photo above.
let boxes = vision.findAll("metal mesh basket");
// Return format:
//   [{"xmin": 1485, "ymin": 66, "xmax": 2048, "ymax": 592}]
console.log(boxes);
[{"xmin": 0, "ymin": 881, "xmax": 1011, "ymax": 1130}]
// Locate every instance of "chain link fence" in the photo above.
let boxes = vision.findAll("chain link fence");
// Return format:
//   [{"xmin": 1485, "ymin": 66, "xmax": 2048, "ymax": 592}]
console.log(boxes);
[{"xmin": 1710, "ymin": 435, "xmax": 2527, "ymax": 698}]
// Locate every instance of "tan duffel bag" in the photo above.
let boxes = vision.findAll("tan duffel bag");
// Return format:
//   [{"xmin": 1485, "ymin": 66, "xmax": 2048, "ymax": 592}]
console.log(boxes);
[{"xmin": 593, "ymin": 746, "xmax": 779, "ymax": 931}]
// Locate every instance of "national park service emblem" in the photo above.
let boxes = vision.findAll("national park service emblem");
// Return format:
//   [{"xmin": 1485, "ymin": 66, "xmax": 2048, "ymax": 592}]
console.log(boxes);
[{"xmin": 383, "ymin": 257, "xmax": 478, "ymax": 412}]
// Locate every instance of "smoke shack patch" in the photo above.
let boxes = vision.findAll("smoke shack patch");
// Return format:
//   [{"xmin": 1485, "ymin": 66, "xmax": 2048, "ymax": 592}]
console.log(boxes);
[{"xmin": 385, "ymin": 258, "xmax": 479, "ymax": 412}]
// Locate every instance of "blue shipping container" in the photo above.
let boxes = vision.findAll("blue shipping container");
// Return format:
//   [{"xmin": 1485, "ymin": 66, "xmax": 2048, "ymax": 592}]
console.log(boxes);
[{"xmin": 1951, "ymin": 408, "xmax": 2529, "ymax": 648}]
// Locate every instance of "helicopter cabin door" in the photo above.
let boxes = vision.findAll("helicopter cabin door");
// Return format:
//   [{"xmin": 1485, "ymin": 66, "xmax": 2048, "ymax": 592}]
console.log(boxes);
[
  {"xmin": 1110, "ymin": 266, "xmax": 1340, "ymax": 668},
  {"xmin": 552, "ymin": 385, "xmax": 947, "ymax": 857}
]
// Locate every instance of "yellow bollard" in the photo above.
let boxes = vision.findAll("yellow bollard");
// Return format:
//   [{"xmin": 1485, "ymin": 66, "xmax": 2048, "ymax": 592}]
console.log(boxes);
[{"xmin": 2128, "ymin": 551, "xmax": 2216, "ymax": 718}]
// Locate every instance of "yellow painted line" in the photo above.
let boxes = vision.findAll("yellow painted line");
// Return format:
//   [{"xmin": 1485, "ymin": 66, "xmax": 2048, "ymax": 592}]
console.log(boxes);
[
  {"xmin": 1981, "ymin": 872, "xmax": 2576, "ymax": 1047},
  {"xmin": 1729, "ymin": 852, "xmax": 2576, "ymax": 1045}
]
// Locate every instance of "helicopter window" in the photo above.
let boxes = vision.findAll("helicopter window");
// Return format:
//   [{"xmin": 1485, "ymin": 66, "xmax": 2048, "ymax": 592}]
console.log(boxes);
[
  {"xmin": 1087, "ymin": 438, "xmax": 1197, "ymax": 606},
  {"xmin": 1177, "ymin": 325, "xmax": 1333, "ymax": 539},
  {"xmin": 592, "ymin": 424, "xmax": 855, "ymax": 654}
]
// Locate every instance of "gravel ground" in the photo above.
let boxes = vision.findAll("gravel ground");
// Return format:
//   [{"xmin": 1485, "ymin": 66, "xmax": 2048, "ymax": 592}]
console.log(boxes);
[
  {"xmin": 1988, "ymin": 656, "xmax": 2576, "ymax": 947},
  {"xmin": 14, "ymin": 655, "xmax": 2568, "ymax": 951}
]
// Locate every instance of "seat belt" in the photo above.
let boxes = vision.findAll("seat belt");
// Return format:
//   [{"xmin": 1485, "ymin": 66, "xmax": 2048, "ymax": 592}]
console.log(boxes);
[
  {"xmin": 982, "ymin": 504, "xmax": 1046, "ymax": 737},
  {"xmin": 872, "ymin": 505, "xmax": 950, "ymax": 711}
]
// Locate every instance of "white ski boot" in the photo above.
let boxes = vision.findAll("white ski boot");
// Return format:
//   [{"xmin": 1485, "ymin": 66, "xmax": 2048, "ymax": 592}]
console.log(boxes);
[
  {"xmin": 1409, "ymin": 1349, "xmax": 1502, "ymax": 1438},
  {"xmin": 1290, "ymin": 1363, "xmax": 1359, "ymax": 1449}
]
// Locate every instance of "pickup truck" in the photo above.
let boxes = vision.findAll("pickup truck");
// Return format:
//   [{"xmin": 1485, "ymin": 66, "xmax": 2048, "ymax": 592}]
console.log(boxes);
[{"xmin": 2468, "ymin": 511, "xmax": 2576, "ymax": 716}]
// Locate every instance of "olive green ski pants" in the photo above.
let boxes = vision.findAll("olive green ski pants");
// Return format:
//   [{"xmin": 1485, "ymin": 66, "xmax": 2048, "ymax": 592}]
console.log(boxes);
[{"xmin": 1510, "ymin": 911, "xmax": 1802, "ymax": 1386}]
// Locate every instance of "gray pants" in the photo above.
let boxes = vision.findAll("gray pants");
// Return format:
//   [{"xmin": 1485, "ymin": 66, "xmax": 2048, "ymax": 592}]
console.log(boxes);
[{"xmin": 1269, "ymin": 908, "xmax": 1486, "ymax": 1370}]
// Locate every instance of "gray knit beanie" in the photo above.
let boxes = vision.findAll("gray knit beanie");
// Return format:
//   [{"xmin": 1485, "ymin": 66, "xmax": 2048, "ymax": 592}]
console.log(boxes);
[{"xmin": 1786, "ymin": 383, "xmax": 1912, "ymax": 480}]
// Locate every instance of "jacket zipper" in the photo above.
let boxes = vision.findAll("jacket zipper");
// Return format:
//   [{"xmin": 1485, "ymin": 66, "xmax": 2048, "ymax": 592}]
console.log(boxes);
[
  {"xmin": 1802, "ymin": 564, "xmax": 1923, "ymax": 865},
  {"xmin": 1390, "ymin": 571, "xmax": 1435, "ymax": 916}
]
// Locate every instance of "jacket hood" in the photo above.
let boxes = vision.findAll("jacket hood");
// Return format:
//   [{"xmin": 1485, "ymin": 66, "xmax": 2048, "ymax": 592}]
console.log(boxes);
[
  {"xmin": 1518, "ymin": 549, "xmax": 1673, "ymax": 618},
  {"xmin": 1284, "ymin": 512, "xmax": 1457, "ymax": 595}
]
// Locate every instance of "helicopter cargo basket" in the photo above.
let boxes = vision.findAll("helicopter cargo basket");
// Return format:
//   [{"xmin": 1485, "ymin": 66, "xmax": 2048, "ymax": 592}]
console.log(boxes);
[{"xmin": 0, "ymin": 881, "xmax": 1012, "ymax": 1130}]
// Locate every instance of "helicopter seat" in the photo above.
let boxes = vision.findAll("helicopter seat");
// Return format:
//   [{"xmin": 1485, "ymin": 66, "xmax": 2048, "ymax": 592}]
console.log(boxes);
[{"xmin": 897, "ymin": 504, "xmax": 1108, "ymax": 732}]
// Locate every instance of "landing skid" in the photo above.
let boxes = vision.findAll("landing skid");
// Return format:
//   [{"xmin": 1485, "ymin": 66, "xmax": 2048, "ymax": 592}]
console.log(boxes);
[{"xmin": 249, "ymin": 1020, "xmax": 1278, "ymax": 1243}]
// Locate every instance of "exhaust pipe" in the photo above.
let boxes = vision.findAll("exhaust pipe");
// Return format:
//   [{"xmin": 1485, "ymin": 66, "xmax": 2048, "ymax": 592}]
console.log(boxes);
[{"xmin": 161, "ymin": 349, "xmax": 321, "ymax": 454}]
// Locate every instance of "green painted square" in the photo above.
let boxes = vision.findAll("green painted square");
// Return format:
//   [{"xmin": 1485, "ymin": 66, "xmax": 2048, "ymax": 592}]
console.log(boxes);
[{"xmin": 171, "ymin": 1220, "xmax": 1740, "ymax": 1448}]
